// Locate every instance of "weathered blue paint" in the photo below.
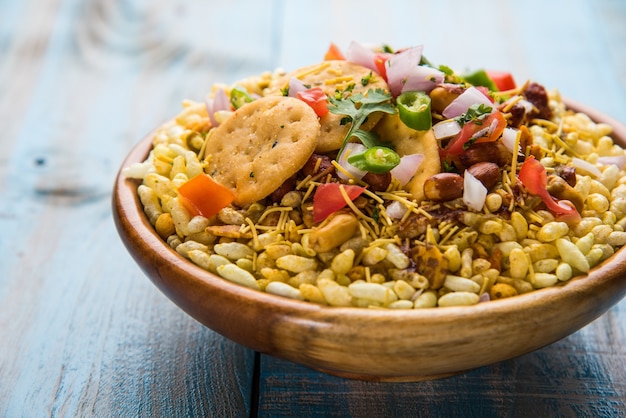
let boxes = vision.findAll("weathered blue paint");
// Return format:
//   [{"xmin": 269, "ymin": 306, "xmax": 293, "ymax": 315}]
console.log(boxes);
[{"xmin": 0, "ymin": 0, "xmax": 625, "ymax": 416}]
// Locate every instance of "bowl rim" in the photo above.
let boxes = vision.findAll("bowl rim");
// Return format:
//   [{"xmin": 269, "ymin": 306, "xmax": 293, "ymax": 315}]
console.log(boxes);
[{"xmin": 112, "ymin": 98, "xmax": 626, "ymax": 322}]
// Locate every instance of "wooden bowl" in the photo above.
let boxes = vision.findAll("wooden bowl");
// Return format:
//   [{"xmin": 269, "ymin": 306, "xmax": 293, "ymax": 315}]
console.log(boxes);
[{"xmin": 112, "ymin": 100, "xmax": 626, "ymax": 381}]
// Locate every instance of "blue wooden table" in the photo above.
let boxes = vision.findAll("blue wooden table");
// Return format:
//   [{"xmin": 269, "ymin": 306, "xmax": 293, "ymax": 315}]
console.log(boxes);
[{"xmin": 1, "ymin": 0, "xmax": 625, "ymax": 416}]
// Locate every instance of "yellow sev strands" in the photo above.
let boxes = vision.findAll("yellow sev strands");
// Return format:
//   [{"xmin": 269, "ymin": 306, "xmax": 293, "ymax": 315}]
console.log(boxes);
[
  {"xmin": 294, "ymin": 61, "xmax": 331, "ymax": 79},
  {"xmin": 234, "ymin": 94, "xmax": 582, "ymax": 259}
]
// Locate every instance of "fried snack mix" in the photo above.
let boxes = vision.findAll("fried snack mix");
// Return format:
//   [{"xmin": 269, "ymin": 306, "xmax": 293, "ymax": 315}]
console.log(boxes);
[{"xmin": 124, "ymin": 43, "xmax": 626, "ymax": 309}]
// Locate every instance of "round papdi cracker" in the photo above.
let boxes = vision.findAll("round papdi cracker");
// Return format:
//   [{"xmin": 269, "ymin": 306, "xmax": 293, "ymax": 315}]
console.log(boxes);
[
  {"xmin": 268, "ymin": 60, "xmax": 390, "ymax": 153},
  {"xmin": 373, "ymin": 113, "xmax": 441, "ymax": 202},
  {"xmin": 204, "ymin": 96, "xmax": 320, "ymax": 207}
]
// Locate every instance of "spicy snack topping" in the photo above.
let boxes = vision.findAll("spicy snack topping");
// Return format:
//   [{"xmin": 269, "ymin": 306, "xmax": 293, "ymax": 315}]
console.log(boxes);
[{"xmin": 123, "ymin": 42, "xmax": 626, "ymax": 309}]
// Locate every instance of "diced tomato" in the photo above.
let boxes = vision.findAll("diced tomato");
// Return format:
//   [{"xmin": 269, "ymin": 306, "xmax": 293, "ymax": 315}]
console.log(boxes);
[
  {"xmin": 297, "ymin": 87, "xmax": 329, "ymax": 117},
  {"xmin": 313, "ymin": 183, "xmax": 365, "ymax": 223},
  {"xmin": 178, "ymin": 174, "xmax": 236, "ymax": 219},
  {"xmin": 374, "ymin": 54, "xmax": 389, "ymax": 81},
  {"xmin": 518, "ymin": 155, "xmax": 548, "ymax": 196},
  {"xmin": 486, "ymin": 71, "xmax": 516, "ymax": 91},
  {"xmin": 518, "ymin": 156, "xmax": 580, "ymax": 223},
  {"xmin": 324, "ymin": 43, "xmax": 345, "ymax": 61},
  {"xmin": 442, "ymin": 111, "xmax": 507, "ymax": 157}
]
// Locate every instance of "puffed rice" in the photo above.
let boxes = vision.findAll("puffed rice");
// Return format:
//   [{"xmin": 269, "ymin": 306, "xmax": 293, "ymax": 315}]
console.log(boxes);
[{"xmin": 125, "ymin": 51, "xmax": 626, "ymax": 310}]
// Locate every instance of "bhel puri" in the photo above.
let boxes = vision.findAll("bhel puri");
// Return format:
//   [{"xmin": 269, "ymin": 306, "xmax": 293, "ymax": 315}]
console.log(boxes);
[{"xmin": 122, "ymin": 41, "xmax": 626, "ymax": 309}]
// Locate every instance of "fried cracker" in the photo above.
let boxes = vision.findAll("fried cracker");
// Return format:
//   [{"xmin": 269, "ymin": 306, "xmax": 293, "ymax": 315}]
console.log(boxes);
[
  {"xmin": 204, "ymin": 96, "xmax": 320, "ymax": 206},
  {"xmin": 373, "ymin": 113, "xmax": 441, "ymax": 202}
]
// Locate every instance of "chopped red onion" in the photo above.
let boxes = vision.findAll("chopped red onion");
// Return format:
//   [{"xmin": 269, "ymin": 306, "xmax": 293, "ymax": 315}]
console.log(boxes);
[
  {"xmin": 598, "ymin": 155, "xmax": 626, "ymax": 169},
  {"xmin": 336, "ymin": 143, "xmax": 367, "ymax": 180},
  {"xmin": 442, "ymin": 86, "xmax": 494, "ymax": 119},
  {"xmin": 205, "ymin": 98, "xmax": 215, "ymax": 124},
  {"xmin": 572, "ymin": 157, "xmax": 602, "ymax": 178},
  {"xmin": 288, "ymin": 78, "xmax": 308, "ymax": 97},
  {"xmin": 345, "ymin": 41, "xmax": 379, "ymax": 72},
  {"xmin": 433, "ymin": 119, "xmax": 461, "ymax": 140},
  {"xmin": 391, "ymin": 153, "xmax": 424, "ymax": 186},
  {"xmin": 518, "ymin": 98, "xmax": 534, "ymax": 114},
  {"xmin": 478, "ymin": 292, "xmax": 491, "ymax": 303},
  {"xmin": 463, "ymin": 170, "xmax": 487, "ymax": 211},
  {"xmin": 400, "ymin": 65, "xmax": 444, "ymax": 94},
  {"xmin": 205, "ymin": 87, "xmax": 230, "ymax": 127},
  {"xmin": 501, "ymin": 127, "xmax": 521, "ymax": 154},
  {"xmin": 386, "ymin": 200, "xmax": 409, "ymax": 220},
  {"xmin": 386, "ymin": 45, "xmax": 424, "ymax": 97}
]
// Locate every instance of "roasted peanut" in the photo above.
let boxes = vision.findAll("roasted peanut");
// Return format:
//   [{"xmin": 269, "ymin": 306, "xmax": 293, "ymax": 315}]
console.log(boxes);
[
  {"xmin": 424, "ymin": 173, "xmax": 463, "ymax": 201},
  {"xmin": 467, "ymin": 162, "xmax": 500, "ymax": 190},
  {"xmin": 459, "ymin": 143, "xmax": 505, "ymax": 167},
  {"xmin": 555, "ymin": 165, "xmax": 577, "ymax": 187},
  {"xmin": 362, "ymin": 171, "xmax": 391, "ymax": 192},
  {"xmin": 302, "ymin": 153, "xmax": 334, "ymax": 177}
]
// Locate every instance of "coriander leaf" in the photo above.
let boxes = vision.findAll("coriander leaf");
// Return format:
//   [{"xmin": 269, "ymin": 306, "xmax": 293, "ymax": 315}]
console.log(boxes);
[
  {"xmin": 419, "ymin": 55, "xmax": 434, "ymax": 67},
  {"xmin": 455, "ymin": 103, "xmax": 493, "ymax": 127},
  {"xmin": 328, "ymin": 88, "xmax": 396, "ymax": 157},
  {"xmin": 442, "ymin": 160, "xmax": 458, "ymax": 173},
  {"xmin": 350, "ymin": 130, "xmax": 381, "ymax": 149},
  {"xmin": 438, "ymin": 65, "xmax": 454, "ymax": 76}
]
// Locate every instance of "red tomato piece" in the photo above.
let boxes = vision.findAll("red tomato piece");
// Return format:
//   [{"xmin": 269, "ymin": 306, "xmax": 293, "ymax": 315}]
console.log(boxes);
[
  {"xmin": 324, "ymin": 43, "xmax": 345, "ymax": 61},
  {"xmin": 297, "ymin": 87, "xmax": 329, "ymax": 117},
  {"xmin": 486, "ymin": 71, "xmax": 516, "ymax": 91},
  {"xmin": 518, "ymin": 156, "xmax": 580, "ymax": 223},
  {"xmin": 313, "ymin": 183, "xmax": 365, "ymax": 223},
  {"xmin": 442, "ymin": 111, "xmax": 507, "ymax": 157},
  {"xmin": 518, "ymin": 155, "xmax": 547, "ymax": 195},
  {"xmin": 374, "ymin": 54, "xmax": 389, "ymax": 81}
]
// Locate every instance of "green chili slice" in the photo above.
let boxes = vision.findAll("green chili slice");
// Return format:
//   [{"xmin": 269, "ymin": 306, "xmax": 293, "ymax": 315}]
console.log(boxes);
[
  {"xmin": 347, "ymin": 146, "xmax": 400, "ymax": 174},
  {"xmin": 230, "ymin": 86, "xmax": 253, "ymax": 109},
  {"xmin": 462, "ymin": 69, "xmax": 498, "ymax": 91},
  {"xmin": 397, "ymin": 91, "xmax": 432, "ymax": 131}
]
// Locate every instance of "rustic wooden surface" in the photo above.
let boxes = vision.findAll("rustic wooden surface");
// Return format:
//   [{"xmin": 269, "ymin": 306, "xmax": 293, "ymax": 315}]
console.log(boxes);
[{"xmin": 1, "ymin": 0, "xmax": 625, "ymax": 416}]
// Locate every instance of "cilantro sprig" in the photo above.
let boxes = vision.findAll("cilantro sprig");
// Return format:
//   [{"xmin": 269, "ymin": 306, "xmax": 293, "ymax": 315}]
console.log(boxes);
[
  {"xmin": 328, "ymin": 88, "xmax": 397, "ymax": 158},
  {"xmin": 455, "ymin": 103, "xmax": 493, "ymax": 127}
]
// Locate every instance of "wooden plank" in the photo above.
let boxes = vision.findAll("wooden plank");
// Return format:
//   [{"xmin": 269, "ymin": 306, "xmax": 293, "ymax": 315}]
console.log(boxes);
[
  {"xmin": 0, "ymin": 0, "xmax": 264, "ymax": 416},
  {"xmin": 256, "ymin": 300, "xmax": 626, "ymax": 417}
]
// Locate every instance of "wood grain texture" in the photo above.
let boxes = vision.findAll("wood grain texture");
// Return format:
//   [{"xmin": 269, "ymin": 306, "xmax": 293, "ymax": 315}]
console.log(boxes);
[
  {"xmin": 0, "ymin": 0, "xmax": 259, "ymax": 416},
  {"xmin": 257, "ymin": 321, "xmax": 626, "ymax": 418},
  {"xmin": 1, "ymin": 0, "xmax": 625, "ymax": 416}
]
